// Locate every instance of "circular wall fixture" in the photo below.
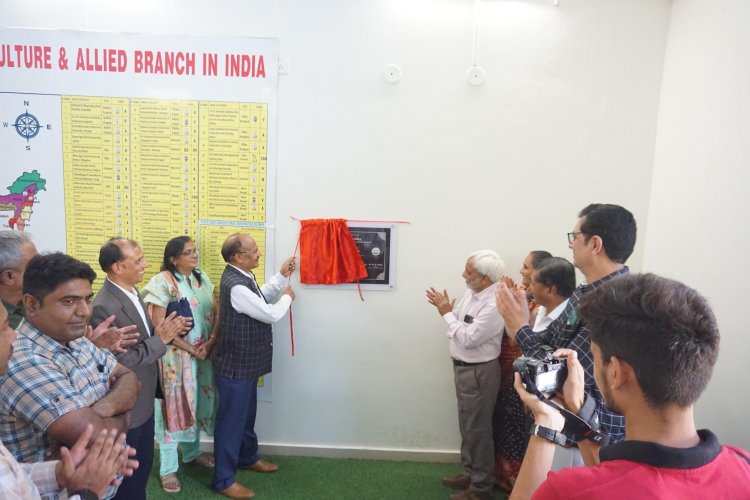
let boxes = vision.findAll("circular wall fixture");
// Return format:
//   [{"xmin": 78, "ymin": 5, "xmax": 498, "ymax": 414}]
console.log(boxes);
[
  {"xmin": 383, "ymin": 64, "xmax": 402, "ymax": 84},
  {"xmin": 466, "ymin": 66, "xmax": 486, "ymax": 86}
]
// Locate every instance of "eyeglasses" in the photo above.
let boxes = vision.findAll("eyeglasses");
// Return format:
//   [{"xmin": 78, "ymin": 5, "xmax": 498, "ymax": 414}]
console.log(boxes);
[
  {"xmin": 567, "ymin": 232, "xmax": 587, "ymax": 244},
  {"xmin": 182, "ymin": 249, "xmax": 199, "ymax": 256}
]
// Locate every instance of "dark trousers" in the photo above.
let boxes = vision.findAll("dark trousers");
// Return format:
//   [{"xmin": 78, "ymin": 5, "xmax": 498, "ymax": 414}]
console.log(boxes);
[
  {"xmin": 212, "ymin": 375, "xmax": 260, "ymax": 491},
  {"xmin": 113, "ymin": 412, "xmax": 155, "ymax": 500}
]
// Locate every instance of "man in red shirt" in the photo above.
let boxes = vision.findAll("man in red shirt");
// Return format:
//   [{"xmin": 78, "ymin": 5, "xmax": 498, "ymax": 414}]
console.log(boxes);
[{"xmin": 497, "ymin": 273, "xmax": 750, "ymax": 499}]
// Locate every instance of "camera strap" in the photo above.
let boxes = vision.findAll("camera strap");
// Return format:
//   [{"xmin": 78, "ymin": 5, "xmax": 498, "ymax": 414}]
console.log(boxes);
[{"xmin": 532, "ymin": 389, "xmax": 610, "ymax": 448}]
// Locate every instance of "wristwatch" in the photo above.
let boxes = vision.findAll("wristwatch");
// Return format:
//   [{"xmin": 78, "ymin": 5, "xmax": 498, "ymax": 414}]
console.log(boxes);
[
  {"xmin": 529, "ymin": 423, "xmax": 568, "ymax": 447},
  {"xmin": 71, "ymin": 489, "xmax": 98, "ymax": 500}
]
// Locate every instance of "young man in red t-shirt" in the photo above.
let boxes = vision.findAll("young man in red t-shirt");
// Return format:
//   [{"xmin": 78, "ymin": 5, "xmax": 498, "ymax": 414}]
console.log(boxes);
[{"xmin": 497, "ymin": 273, "xmax": 750, "ymax": 499}]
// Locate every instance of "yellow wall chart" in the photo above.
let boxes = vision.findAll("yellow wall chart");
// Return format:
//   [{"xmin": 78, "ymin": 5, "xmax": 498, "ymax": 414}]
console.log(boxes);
[
  {"xmin": 60, "ymin": 97, "xmax": 269, "ymax": 284},
  {"xmin": 1, "ymin": 29, "xmax": 279, "ymax": 289}
]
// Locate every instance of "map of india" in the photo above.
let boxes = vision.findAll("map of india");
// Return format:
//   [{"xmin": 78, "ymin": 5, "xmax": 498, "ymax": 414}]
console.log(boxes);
[{"xmin": 0, "ymin": 170, "xmax": 47, "ymax": 231}]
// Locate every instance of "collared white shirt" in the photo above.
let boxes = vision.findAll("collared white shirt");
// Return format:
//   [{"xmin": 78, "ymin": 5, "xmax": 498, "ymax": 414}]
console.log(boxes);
[
  {"xmin": 442, "ymin": 283, "xmax": 504, "ymax": 363},
  {"xmin": 533, "ymin": 298, "xmax": 570, "ymax": 332},
  {"xmin": 228, "ymin": 265, "xmax": 292, "ymax": 324},
  {"xmin": 107, "ymin": 278, "xmax": 151, "ymax": 336}
]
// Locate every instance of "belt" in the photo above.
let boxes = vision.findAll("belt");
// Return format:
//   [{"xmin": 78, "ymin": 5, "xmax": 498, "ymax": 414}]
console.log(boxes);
[{"xmin": 452, "ymin": 358, "xmax": 496, "ymax": 367}]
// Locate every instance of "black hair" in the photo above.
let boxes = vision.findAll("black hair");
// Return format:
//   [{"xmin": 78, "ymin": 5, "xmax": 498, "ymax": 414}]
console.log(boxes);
[
  {"xmin": 161, "ymin": 236, "xmax": 203, "ymax": 285},
  {"xmin": 99, "ymin": 237, "xmax": 139, "ymax": 272},
  {"xmin": 529, "ymin": 250, "xmax": 553, "ymax": 270},
  {"xmin": 23, "ymin": 252, "xmax": 97, "ymax": 303},
  {"xmin": 578, "ymin": 204, "xmax": 637, "ymax": 264},
  {"xmin": 579, "ymin": 273, "xmax": 719, "ymax": 408},
  {"xmin": 535, "ymin": 257, "xmax": 576, "ymax": 298}
]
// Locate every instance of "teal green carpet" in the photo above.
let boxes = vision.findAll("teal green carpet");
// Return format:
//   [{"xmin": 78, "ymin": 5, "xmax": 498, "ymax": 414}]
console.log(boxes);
[{"xmin": 145, "ymin": 455, "xmax": 509, "ymax": 499}]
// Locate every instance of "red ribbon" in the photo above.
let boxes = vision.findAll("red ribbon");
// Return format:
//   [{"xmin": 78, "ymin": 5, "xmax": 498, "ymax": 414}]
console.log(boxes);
[
  {"xmin": 290, "ymin": 216, "xmax": 410, "ymax": 225},
  {"xmin": 289, "ymin": 234, "xmax": 300, "ymax": 357}
]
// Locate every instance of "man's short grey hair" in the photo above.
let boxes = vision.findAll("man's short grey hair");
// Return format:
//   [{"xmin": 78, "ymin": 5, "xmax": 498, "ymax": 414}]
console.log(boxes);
[
  {"xmin": 0, "ymin": 231, "xmax": 33, "ymax": 271},
  {"xmin": 469, "ymin": 250, "xmax": 505, "ymax": 283}
]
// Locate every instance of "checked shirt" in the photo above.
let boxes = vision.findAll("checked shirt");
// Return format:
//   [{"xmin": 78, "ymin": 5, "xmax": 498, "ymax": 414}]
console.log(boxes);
[
  {"xmin": 516, "ymin": 267, "xmax": 629, "ymax": 444},
  {"xmin": 0, "ymin": 320, "xmax": 117, "ymax": 464}
]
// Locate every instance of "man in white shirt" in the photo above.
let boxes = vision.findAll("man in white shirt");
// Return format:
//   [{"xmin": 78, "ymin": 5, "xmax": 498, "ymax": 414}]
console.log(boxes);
[
  {"xmin": 212, "ymin": 233, "xmax": 296, "ymax": 499},
  {"xmin": 528, "ymin": 257, "xmax": 575, "ymax": 333},
  {"xmin": 525, "ymin": 256, "xmax": 583, "ymax": 469},
  {"xmin": 426, "ymin": 250, "xmax": 506, "ymax": 500}
]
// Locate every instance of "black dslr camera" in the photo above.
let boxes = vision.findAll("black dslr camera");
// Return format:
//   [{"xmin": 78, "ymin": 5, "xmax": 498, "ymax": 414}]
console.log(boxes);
[{"xmin": 513, "ymin": 346, "xmax": 568, "ymax": 394}]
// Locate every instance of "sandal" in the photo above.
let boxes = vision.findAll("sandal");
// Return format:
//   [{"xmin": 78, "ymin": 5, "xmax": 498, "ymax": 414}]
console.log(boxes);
[
  {"xmin": 192, "ymin": 452, "xmax": 216, "ymax": 469},
  {"xmin": 160, "ymin": 473, "xmax": 181, "ymax": 493}
]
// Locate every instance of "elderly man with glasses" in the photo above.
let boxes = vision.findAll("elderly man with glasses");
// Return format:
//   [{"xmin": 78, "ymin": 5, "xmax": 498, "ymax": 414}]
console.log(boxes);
[
  {"xmin": 496, "ymin": 204, "xmax": 637, "ymax": 457},
  {"xmin": 211, "ymin": 233, "xmax": 296, "ymax": 499}
]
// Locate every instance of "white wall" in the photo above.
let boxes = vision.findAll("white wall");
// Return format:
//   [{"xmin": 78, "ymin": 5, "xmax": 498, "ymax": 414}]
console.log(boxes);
[
  {"xmin": 644, "ymin": 0, "xmax": 750, "ymax": 449},
  {"xmin": 2, "ymin": 0, "xmax": 673, "ymax": 457}
]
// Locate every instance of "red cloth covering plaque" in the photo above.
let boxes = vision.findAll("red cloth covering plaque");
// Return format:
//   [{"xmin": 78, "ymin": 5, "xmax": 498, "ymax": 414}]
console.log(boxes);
[{"xmin": 299, "ymin": 218, "xmax": 367, "ymax": 284}]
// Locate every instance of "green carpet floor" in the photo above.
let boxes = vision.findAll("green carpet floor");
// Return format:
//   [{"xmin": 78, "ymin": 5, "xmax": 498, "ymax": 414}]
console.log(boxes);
[{"xmin": 145, "ymin": 455, "xmax": 510, "ymax": 500}]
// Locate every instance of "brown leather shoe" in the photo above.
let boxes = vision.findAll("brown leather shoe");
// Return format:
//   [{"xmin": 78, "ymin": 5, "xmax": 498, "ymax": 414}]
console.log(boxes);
[
  {"xmin": 217, "ymin": 481, "xmax": 255, "ymax": 499},
  {"xmin": 242, "ymin": 458, "xmax": 279, "ymax": 473},
  {"xmin": 442, "ymin": 474, "xmax": 471, "ymax": 490}
]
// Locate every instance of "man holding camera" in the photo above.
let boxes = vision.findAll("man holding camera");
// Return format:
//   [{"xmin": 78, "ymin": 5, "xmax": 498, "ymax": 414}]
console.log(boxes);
[
  {"xmin": 498, "ymin": 204, "xmax": 636, "ymax": 450},
  {"xmin": 426, "ymin": 250, "xmax": 505, "ymax": 500},
  {"xmin": 508, "ymin": 273, "xmax": 750, "ymax": 499}
]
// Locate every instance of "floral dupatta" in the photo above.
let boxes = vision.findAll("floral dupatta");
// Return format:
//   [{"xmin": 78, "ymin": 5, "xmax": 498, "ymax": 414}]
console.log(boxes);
[{"xmin": 151, "ymin": 271, "xmax": 196, "ymax": 433}]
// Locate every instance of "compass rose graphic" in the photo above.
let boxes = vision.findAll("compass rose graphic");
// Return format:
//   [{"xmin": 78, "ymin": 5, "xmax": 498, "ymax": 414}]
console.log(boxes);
[{"xmin": 12, "ymin": 110, "xmax": 41, "ymax": 142}]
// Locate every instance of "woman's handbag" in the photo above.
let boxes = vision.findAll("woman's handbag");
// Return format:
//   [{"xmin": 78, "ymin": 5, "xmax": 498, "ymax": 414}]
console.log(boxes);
[{"xmin": 163, "ymin": 271, "xmax": 194, "ymax": 336}]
